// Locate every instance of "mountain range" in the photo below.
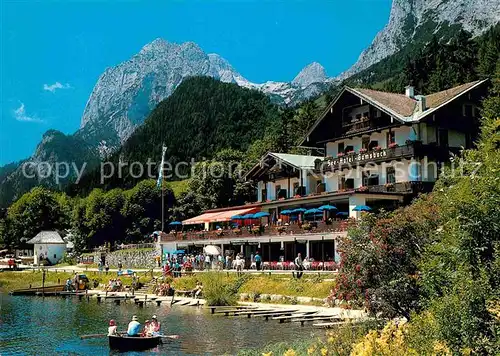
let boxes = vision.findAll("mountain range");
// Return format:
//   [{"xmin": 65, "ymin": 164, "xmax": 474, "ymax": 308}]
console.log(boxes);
[
  {"xmin": 0, "ymin": 0, "xmax": 499, "ymax": 207},
  {"xmin": 77, "ymin": 38, "xmax": 333, "ymax": 151}
]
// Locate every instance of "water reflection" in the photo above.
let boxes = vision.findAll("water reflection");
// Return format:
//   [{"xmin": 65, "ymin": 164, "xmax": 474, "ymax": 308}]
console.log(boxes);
[{"xmin": 0, "ymin": 294, "xmax": 316, "ymax": 355}]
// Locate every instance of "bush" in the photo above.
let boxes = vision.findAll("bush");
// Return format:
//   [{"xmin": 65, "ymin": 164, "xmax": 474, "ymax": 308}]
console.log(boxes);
[{"xmin": 203, "ymin": 272, "xmax": 237, "ymax": 306}]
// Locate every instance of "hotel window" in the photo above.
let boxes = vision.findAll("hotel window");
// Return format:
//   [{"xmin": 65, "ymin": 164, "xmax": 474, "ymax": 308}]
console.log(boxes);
[
  {"xmin": 316, "ymin": 180, "xmax": 325, "ymax": 193},
  {"xmin": 362, "ymin": 137, "xmax": 370, "ymax": 150},
  {"xmin": 261, "ymin": 189, "xmax": 267, "ymax": 201},
  {"xmin": 463, "ymin": 104, "xmax": 473, "ymax": 117},
  {"xmin": 345, "ymin": 178, "xmax": 355, "ymax": 190},
  {"xmin": 293, "ymin": 182, "xmax": 300, "ymax": 195},
  {"xmin": 438, "ymin": 129, "xmax": 448, "ymax": 147},
  {"xmin": 338, "ymin": 142, "xmax": 345, "ymax": 154},
  {"xmin": 386, "ymin": 131, "xmax": 395, "ymax": 146},
  {"xmin": 386, "ymin": 167, "xmax": 396, "ymax": 184},
  {"xmin": 275, "ymin": 185, "xmax": 281, "ymax": 198},
  {"xmin": 369, "ymin": 140, "xmax": 379, "ymax": 150},
  {"xmin": 355, "ymin": 113, "xmax": 362, "ymax": 121},
  {"xmin": 338, "ymin": 176, "xmax": 346, "ymax": 190},
  {"xmin": 362, "ymin": 111, "xmax": 369, "ymax": 118}
]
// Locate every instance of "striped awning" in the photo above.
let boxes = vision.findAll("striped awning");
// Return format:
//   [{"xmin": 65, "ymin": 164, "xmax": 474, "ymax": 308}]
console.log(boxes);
[{"xmin": 182, "ymin": 207, "xmax": 259, "ymax": 225}]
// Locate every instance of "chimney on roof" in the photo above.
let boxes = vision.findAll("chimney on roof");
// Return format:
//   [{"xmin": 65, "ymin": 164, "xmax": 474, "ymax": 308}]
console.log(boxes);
[
  {"xmin": 405, "ymin": 86, "xmax": 415, "ymax": 99},
  {"xmin": 416, "ymin": 95, "xmax": 427, "ymax": 112}
]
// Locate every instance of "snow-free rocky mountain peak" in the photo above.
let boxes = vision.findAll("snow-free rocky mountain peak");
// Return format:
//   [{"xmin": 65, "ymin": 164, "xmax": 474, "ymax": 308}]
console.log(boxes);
[
  {"xmin": 338, "ymin": 0, "xmax": 500, "ymax": 79},
  {"xmin": 292, "ymin": 62, "xmax": 328, "ymax": 88},
  {"xmin": 78, "ymin": 38, "xmax": 333, "ymax": 149}
]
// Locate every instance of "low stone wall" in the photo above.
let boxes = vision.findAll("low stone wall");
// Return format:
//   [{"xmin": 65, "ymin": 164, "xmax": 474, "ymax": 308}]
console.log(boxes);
[
  {"xmin": 90, "ymin": 247, "xmax": 162, "ymax": 269},
  {"xmin": 239, "ymin": 292, "xmax": 323, "ymax": 305}
]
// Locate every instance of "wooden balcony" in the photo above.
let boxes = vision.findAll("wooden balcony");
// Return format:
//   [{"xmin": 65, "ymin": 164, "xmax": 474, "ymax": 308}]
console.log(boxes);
[
  {"xmin": 316, "ymin": 142, "xmax": 419, "ymax": 172},
  {"xmin": 159, "ymin": 221, "xmax": 350, "ymax": 243},
  {"xmin": 355, "ymin": 181, "xmax": 435, "ymax": 195}
]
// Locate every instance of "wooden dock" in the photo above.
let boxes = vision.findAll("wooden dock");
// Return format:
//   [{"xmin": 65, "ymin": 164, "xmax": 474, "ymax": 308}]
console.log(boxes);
[{"xmin": 9, "ymin": 284, "xmax": 65, "ymax": 296}]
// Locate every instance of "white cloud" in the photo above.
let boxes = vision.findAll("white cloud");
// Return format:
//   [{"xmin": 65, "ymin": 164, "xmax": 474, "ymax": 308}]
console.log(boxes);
[
  {"xmin": 13, "ymin": 102, "xmax": 43, "ymax": 123},
  {"xmin": 43, "ymin": 82, "xmax": 72, "ymax": 93}
]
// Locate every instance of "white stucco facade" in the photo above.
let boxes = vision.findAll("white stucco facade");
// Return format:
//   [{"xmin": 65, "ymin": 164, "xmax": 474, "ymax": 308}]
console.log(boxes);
[{"xmin": 33, "ymin": 243, "xmax": 66, "ymax": 265}]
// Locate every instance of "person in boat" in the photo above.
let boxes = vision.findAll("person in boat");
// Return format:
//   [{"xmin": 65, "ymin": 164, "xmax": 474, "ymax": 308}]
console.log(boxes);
[
  {"xmin": 108, "ymin": 320, "xmax": 118, "ymax": 336},
  {"xmin": 141, "ymin": 320, "xmax": 151, "ymax": 337},
  {"xmin": 127, "ymin": 315, "xmax": 141, "ymax": 337},
  {"xmin": 150, "ymin": 315, "xmax": 161, "ymax": 336}
]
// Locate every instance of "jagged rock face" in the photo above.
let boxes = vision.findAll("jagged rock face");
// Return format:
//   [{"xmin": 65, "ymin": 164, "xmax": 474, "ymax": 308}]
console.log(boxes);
[
  {"xmin": 78, "ymin": 39, "xmax": 332, "ymax": 149},
  {"xmin": 338, "ymin": 0, "xmax": 500, "ymax": 79},
  {"xmin": 292, "ymin": 62, "xmax": 328, "ymax": 88}
]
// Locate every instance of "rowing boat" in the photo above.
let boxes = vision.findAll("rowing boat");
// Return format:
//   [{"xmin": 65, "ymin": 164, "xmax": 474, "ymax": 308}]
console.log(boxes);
[{"xmin": 108, "ymin": 335, "xmax": 162, "ymax": 351}]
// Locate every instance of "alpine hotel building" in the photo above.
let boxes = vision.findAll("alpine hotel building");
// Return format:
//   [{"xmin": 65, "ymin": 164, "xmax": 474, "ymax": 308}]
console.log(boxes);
[{"xmin": 159, "ymin": 80, "xmax": 489, "ymax": 266}]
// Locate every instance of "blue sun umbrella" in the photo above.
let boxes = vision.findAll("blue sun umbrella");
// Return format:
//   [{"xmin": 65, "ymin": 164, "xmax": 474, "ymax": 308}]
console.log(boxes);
[
  {"xmin": 336, "ymin": 212, "xmax": 349, "ymax": 217},
  {"xmin": 253, "ymin": 211, "xmax": 270, "ymax": 218},
  {"xmin": 169, "ymin": 221, "xmax": 182, "ymax": 226},
  {"xmin": 353, "ymin": 205, "xmax": 372, "ymax": 212},
  {"xmin": 241, "ymin": 214, "xmax": 255, "ymax": 219},
  {"xmin": 291, "ymin": 208, "xmax": 307, "ymax": 214},
  {"xmin": 280, "ymin": 209, "xmax": 292, "ymax": 215},
  {"xmin": 318, "ymin": 205, "xmax": 337, "ymax": 211},
  {"xmin": 231, "ymin": 215, "xmax": 244, "ymax": 220},
  {"xmin": 304, "ymin": 208, "xmax": 322, "ymax": 215}
]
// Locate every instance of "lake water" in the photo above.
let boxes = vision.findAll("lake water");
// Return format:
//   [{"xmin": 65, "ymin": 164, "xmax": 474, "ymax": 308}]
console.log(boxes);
[{"xmin": 0, "ymin": 294, "xmax": 315, "ymax": 355}]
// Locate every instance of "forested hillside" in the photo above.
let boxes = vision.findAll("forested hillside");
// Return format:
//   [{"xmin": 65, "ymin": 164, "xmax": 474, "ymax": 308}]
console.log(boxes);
[
  {"xmin": 72, "ymin": 76, "xmax": 325, "ymax": 195},
  {"xmin": 348, "ymin": 24, "xmax": 500, "ymax": 93}
]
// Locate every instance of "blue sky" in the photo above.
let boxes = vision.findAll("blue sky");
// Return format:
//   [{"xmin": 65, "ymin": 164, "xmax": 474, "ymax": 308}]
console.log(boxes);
[{"xmin": 0, "ymin": 0, "xmax": 392, "ymax": 166}]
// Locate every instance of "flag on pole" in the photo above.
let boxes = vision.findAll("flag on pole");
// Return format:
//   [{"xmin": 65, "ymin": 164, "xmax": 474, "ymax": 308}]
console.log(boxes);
[{"xmin": 157, "ymin": 145, "xmax": 167, "ymax": 188}]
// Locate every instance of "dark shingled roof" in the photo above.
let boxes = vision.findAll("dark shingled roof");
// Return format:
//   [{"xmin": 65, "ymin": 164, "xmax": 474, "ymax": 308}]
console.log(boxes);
[
  {"xmin": 351, "ymin": 80, "xmax": 486, "ymax": 119},
  {"xmin": 425, "ymin": 80, "xmax": 483, "ymax": 110},
  {"xmin": 352, "ymin": 88, "xmax": 417, "ymax": 117}
]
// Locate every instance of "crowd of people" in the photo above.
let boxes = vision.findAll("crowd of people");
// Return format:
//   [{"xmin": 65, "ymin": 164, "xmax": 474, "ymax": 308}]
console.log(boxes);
[
  {"xmin": 160, "ymin": 251, "xmax": 308, "ymax": 277},
  {"xmin": 153, "ymin": 280, "xmax": 174, "ymax": 296},
  {"xmin": 105, "ymin": 278, "xmax": 124, "ymax": 292}
]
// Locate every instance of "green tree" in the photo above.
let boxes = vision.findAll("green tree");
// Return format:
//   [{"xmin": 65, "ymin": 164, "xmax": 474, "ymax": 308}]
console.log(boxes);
[{"xmin": 3, "ymin": 187, "xmax": 71, "ymax": 248}]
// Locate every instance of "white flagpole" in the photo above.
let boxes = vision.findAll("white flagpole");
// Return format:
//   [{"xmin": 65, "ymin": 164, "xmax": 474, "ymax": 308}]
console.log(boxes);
[{"xmin": 158, "ymin": 145, "xmax": 167, "ymax": 232}]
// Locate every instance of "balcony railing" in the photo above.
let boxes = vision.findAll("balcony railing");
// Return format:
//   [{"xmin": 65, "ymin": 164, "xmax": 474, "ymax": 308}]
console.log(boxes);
[
  {"xmin": 316, "ymin": 142, "xmax": 419, "ymax": 172},
  {"xmin": 159, "ymin": 221, "xmax": 350, "ymax": 243},
  {"xmin": 355, "ymin": 181, "xmax": 435, "ymax": 194}
]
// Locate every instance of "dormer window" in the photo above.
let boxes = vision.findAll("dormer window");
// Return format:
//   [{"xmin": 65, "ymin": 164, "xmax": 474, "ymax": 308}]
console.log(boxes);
[
  {"xmin": 463, "ymin": 104, "xmax": 478, "ymax": 117},
  {"xmin": 338, "ymin": 142, "xmax": 345, "ymax": 154}
]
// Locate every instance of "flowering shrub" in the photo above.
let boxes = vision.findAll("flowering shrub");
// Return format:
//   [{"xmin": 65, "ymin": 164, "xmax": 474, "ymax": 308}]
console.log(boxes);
[
  {"xmin": 337, "ymin": 152, "xmax": 345, "ymax": 157},
  {"xmin": 373, "ymin": 146, "xmax": 382, "ymax": 151},
  {"xmin": 347, "ymin": 150, "xmax": 355, "ymax": 155},
  {"xmin": 357, "ymin": 186, "xmax": 369, "ymax": 192},
  {"xmin": 334, "ymin": 196, "xmax": 441, "ymax": 319},
  {"xmin": 388, "ymin": 142, "xmax": 398, "ymax": 148},
  {"xmin": 359, "ymin": 148, "xmax": 368, "ymax": 153}
]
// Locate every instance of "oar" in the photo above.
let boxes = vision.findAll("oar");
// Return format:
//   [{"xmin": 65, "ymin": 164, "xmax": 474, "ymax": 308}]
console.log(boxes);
[
  {"xmin": 80, "ymin": 332, "xmax": 127, "ymax": 339},
  {"xmin": 80, "ymin": 333, "xmax": 107, "ymax": 339},
  {"xmin": 160, "ymin": 334, "xmax": 179, "ymax": 339}
]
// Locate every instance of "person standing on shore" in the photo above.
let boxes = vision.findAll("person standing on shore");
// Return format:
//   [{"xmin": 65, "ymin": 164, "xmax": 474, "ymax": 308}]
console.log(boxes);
[
  {"xmin": 255, "ymin": 251, "xmax": 262, "ymax": 271},
  {"xmin": 294, "ymin": 253, "xmax": 304, "ymax": 279}
]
